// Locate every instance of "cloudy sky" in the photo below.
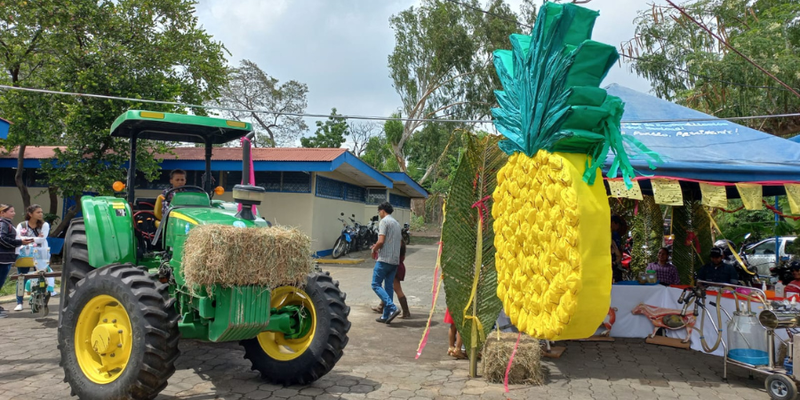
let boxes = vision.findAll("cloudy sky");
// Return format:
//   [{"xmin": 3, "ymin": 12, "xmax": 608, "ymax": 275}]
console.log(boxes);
[{"xmin": 194, "ymin": 0, "xmax": 667, "ymax": 138}]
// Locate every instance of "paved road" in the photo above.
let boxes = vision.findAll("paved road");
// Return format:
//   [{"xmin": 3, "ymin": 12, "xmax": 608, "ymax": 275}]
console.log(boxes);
[{"xmin": 0, "ymin": 243, "xmax": 772, "ymax": 399}]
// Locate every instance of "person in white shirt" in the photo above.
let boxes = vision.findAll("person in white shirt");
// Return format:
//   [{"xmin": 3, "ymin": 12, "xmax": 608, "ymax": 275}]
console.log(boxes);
[
  {"xmin": 370, "ymin": 202, "xmax": 402, "ymax": 324},
  {"xmin": 15, "ymin": 204, "xmax": 55, "ymax": 311}
]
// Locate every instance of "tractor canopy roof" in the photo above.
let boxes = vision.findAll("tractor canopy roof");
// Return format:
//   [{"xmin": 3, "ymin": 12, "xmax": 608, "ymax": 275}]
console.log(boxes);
[{"xmin": 110, "ymin": 110, "xmax": 252, "ymax": 144}]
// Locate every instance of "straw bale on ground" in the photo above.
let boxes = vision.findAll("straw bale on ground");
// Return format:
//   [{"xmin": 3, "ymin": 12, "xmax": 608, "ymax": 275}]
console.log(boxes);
[
  {"xmin": 182, "ymin": 225, "xmax": 313, "ymax": 292},
  {"xmin": 482, "ymin": 332, "xmax": 545, "ymax": 385}
]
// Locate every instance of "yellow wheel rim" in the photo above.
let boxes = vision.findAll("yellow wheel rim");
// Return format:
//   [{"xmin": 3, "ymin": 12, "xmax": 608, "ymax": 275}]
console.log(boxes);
[
  {"xmin": 74, "ymin": 294, "xmax": 133, "ymax": 384},
  {"xmin": 256, "ymin": 286, "xmax": 317, "ymax": 361}
]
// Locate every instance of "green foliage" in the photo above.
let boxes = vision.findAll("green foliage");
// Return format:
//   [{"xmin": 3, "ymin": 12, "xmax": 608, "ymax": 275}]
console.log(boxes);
[
  {"xmin": 626, "ymin": 0, "xmax": 800, "ymax": 137},
  {"xmin": 215, "ymin": 59, "xmax": 308, "ymax": 147},
  {"xmin": 1, "ymin": 0, "xmax": 228, "ymax": 233},
  {"xmin": 441, "ymin": 134, "xmax": 507, "ymax": 354},
  {"xmin": 409, "ymin": 215, "xmax": 426, "ymax": 232},
  {"xmin": 629, "ymin": 196, "xmax": 665, "ymax": 276},
  {"xmin": 388, "ymin": 0, "xmax": 529, "ymax": 170},
  {"xmin": 43, "ymin": 213, "xmax": 61, "ymax": 226},
  {"xmin": 300, "ymin": 108, "xmax": 349, "ymax": 148},
  {"xmin": 715, "ymin": 198, "xmax": 798, "ymax": 243}
]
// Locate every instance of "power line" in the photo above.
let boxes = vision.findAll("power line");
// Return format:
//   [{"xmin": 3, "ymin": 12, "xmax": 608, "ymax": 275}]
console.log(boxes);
[{"xmin": 2, "ymin": 83, "xmax": 800, "ymax": 125}]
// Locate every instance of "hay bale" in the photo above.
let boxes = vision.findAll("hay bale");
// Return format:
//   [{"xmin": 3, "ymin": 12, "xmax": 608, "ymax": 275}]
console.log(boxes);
[
  {"xmin": 182, "ymin": 225, "xmax": 313, "ymax": 293},
  {"xmin": 482, "ymin": 332, "xmax": 545, "ymax": 385}
]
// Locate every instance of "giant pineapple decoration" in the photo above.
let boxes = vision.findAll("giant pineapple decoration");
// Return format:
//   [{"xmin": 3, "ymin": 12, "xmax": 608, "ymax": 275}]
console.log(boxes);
[{"xmin": 491, "ymin": 2, "xmax": 656, "ymax": 340}]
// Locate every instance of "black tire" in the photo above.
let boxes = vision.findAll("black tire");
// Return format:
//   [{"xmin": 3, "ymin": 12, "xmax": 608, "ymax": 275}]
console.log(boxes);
[
  {"xmin": 59, "ymin": 218, "xmax": 93, "ymax": 322},
  {"xmin": 402, "ymin": 232, "xmax": 411, "ymax": 245},
  {"xmin": 241, "ymin": 271, "xmax": 351, "ymax": 385},
  {"xmin": 58, "ymin": 264, "xmax": 180, "ymax": 400},
  {"xmin": 766, "ymin": 375, "xmax": 798, "ymax": 400},
  {"xmin": 331, "ymin": 237, "xmax": 346, "ymax": 259}
]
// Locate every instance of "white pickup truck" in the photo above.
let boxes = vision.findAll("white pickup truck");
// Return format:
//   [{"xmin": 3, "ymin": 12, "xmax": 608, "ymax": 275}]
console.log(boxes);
[{"xmin": 743, "ymin": 236, "xmax": 797, "ymax": 276}]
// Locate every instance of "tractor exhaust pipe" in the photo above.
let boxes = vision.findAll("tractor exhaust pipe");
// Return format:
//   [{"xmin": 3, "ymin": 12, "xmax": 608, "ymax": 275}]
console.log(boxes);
[{"xmin": 242, "ymin": 131, "xmax": 255, "ymax": 182}]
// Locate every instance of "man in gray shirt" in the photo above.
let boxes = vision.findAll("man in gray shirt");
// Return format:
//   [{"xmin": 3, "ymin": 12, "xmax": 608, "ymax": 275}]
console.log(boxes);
[{"xmin": 370, "ymin": 202, "xmax": 402, "ymax": 324}]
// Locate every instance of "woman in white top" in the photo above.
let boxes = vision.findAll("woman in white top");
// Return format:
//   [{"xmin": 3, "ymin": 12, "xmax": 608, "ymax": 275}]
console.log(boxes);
[{"xmin": 14, "ymin": 204, "xmax": 55, "ymax": 311}]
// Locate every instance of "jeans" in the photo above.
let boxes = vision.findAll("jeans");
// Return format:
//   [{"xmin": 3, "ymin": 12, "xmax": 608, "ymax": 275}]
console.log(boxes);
[
  {"xmin": 16, "ymin": 267, "xmax": 30, "ymax": 305},
  {"xmin": 0, "ymin": 263, "xmax": 10, "ymax": 294},
  {"xmin": 372, "ymin": 261, "xmax": 398, "ymax": 319}
]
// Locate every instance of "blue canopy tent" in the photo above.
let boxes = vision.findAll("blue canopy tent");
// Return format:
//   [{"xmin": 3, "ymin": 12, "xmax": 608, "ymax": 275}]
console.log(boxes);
[
  {"xmin": 603, "ymin": 84, "xmax": 800, "ymax": 198},
  {"xmin": 790, "ymin": 135, "xmax": 800, "ymax": 143}
]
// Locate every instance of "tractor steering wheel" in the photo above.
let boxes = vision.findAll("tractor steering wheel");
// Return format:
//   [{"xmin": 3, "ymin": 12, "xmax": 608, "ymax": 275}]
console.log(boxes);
[{"xmin": 163, "ymin": 185, "xmax": 207, "ymax": 200}]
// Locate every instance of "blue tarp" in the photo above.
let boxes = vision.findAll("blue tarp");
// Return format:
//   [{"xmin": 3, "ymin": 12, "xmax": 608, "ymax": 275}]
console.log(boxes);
[
  {"xmin": 790, "ymin": 135, "xmax": 800, "ymax": 143},
  {"xmin": 603, "ymin": 84, "xmax": 800, "ymax": 183}
]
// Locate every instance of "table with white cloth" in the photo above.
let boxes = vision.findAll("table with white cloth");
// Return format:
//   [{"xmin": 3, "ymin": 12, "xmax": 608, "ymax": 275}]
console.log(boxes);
[{"xmin": 606, "ymin": 284, "xmax": 787, "ymax": 357}]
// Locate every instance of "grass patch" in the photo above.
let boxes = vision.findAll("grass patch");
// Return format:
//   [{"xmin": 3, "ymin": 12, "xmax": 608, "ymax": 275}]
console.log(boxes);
[
  {"xmin": 410, "ymin": 236, "xmax": 440, "ymax": 245},
  {"xmin": 0, "ymin": 277, "xmax": 61, "ymax": 297}
]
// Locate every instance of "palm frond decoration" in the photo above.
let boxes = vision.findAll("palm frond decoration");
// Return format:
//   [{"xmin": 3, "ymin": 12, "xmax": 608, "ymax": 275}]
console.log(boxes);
[
  {"xmin": 673, "ymin": 197, "xmax": 713, "ymax": 284},
  {"xmin": 630, "ymin": 195, "xmax": 665, "ymax": 276},
  {"xmin": 441, "ymin": 134, "xmax": 507, "ymax": 363}
]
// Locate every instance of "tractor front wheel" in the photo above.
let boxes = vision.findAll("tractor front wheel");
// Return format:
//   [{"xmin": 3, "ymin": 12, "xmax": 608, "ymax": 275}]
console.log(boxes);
[
  {"xmin": 241, "ymin": 271, "xmax": 351, "ymax": 385},
  {"xmin": 58, "ymin": 263, "xmax": 180, "ymax": 399}
]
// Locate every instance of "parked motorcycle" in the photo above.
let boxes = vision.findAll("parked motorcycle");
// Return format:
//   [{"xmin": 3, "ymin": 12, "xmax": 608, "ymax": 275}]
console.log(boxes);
[
  {"xmin": 715, "ymin": 233, "xmax": 759, "ymax": 287},
  {"xmin": 331, "ymin": 212, "xmax": 357, "ymax": 259},
  {"xmin": 402, "ymin": 223, "xmax": 411, "ymax": 245},
  {"xmin": 348, "ymin": 214, "xmax": 373, "ymax": 252}
]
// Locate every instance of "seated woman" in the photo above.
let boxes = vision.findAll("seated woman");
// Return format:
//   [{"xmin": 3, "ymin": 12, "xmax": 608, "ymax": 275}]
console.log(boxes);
[{"xmin": 647, "ymin": 247, "xmax": 680, "ymax": 286}]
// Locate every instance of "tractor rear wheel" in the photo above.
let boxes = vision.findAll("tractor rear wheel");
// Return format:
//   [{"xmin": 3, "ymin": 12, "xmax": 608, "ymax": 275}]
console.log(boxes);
[
  {"xmin": 59, "ymin": 218, "xmax": 93, "ymax": 321},
  {"xmin": 58, "ymin": 264, "xmax": 180, "ymax": 399},
  {"xmin": 241, "ymin": 271, "xmax": 351, "ymax": 385}
]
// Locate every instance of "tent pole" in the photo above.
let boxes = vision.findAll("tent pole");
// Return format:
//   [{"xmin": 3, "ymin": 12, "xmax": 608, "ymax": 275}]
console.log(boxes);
[{"xmin": 775, "ymin": 197, "xmax": 780, "ymax": 268}]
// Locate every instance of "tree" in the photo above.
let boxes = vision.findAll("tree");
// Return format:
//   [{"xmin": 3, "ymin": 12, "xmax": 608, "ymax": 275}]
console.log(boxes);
[
  {"xmin": 1, "ymin": 0, "xmax": 229, "ymax": 237},
  {"xmin": 360, "ymin": 117, "xmax": 401, "ymax": 171},
  {"xmin": 348, "ymin": 121, "xmax": 380, "ymax": 156},
  {"xmin": 387, "ymin": 0, "xmax": 532, "ymax": 172},
  {"xmin": 624, "ymin": 0, "xmax": 800, "ymax": 137},
  {"xmin": 0, "ymin": 0, "xmax": 68, "ymax": 213},
  {"xmin": 301, "ymin": 108, "xmax": 349, "ymax": 148},
  {"xmin": 215, "ymin": 59, "xmax": 309, "ymax": 147}
]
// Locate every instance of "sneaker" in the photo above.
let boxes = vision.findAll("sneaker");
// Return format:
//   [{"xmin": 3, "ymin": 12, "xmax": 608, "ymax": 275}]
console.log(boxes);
[
  {"xmin": 50, "ymin": 291, "xmax": 59, "ymax": 297},
  {"xmin": 375, "ymin": 317, "xmax": 387, "ymax": 323},
  {"xmin": 385, "ymin": 307, "xmax": 401, "ymax": 324},
  {"xmin": 13, "ymin": 304, "xmax": 23, "ymax": 311}
]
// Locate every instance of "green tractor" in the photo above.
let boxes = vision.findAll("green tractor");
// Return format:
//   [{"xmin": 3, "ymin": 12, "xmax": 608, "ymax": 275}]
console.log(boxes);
[{"xmin": 57, "ymin": 110, "xmax": 350, "ymax": 399}]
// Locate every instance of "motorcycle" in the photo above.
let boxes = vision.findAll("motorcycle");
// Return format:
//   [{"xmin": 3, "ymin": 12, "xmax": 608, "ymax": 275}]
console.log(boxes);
[
  {"xmin": 402, "ymin": 223, "xmax": 411, "ymax": 245},
  {"xmin": 715, "ymin": 233, "xmax": 759, "ymax": 287},
  {"xmin": 348, "ymin": 214, "xmax": 373, "ymax": 252},
  {"xmin": 366, "ymin": 215, "xmax": 379, "ymax": 245},
  {"xmin": 331, "ymin": 212, "xmax": 357, "ymax": 259}
]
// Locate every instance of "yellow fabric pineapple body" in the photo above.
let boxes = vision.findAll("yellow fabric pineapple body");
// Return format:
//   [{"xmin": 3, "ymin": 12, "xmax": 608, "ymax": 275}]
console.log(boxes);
[{"xmin": 493, "ymin": 150, "xmax": 611, "ymax": 340}]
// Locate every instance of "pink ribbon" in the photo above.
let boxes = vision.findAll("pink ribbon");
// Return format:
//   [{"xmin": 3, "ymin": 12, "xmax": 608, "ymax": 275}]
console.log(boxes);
[
  {"xmin": 504, "ymin": 332, "xmax": 522, "ymax": 393},
  {"xmin": 416, "ymin": 241, "xmax": 444, "ymax": 359}
]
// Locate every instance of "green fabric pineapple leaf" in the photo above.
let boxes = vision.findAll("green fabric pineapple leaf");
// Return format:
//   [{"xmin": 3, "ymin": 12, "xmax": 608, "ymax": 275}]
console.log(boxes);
[
  {"xmin": 492, "ymin": 2, "xmax": 661, "ymax": 186},
  {"xmin": 441, "ymin": 134, "xmax": 507, "ymax": 353}
]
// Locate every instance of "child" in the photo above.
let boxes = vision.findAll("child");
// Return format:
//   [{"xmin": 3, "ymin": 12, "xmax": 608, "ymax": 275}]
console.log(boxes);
[{"xmin": 444, "ymin": 308, "xmax": 466, "ymax": 359}]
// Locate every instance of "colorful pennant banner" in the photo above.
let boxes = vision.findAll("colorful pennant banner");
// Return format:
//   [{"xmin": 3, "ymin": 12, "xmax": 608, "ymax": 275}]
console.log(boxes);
[
  {"xmin": 786, "ymin": 184, "xmax": 800, "ymax": 215},
  {"xmin": 735, "ymin": 183, "xmax": 763, "ymax": 210},
  {"xmin": 699, "ymin": 182, "xmax": 728, "ymax": 209},
  {"xmin": 608, "ymin": 179, "xmax": 643, "ymax": 200},
  {"xmin": 651, "ymin": 178, "xmax": 683, "ymax": 206}
]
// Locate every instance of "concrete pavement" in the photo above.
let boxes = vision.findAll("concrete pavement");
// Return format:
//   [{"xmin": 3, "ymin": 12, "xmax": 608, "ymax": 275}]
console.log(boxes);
[{"xmin": 0, "ymin": 243, "xmax": 772, "ymax": 399}]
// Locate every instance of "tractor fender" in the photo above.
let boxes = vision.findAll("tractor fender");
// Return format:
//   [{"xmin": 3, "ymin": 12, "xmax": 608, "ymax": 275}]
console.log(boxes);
[{"xmin": 80, "ymin": 196, "xmax": 136, "ymax": 267}]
